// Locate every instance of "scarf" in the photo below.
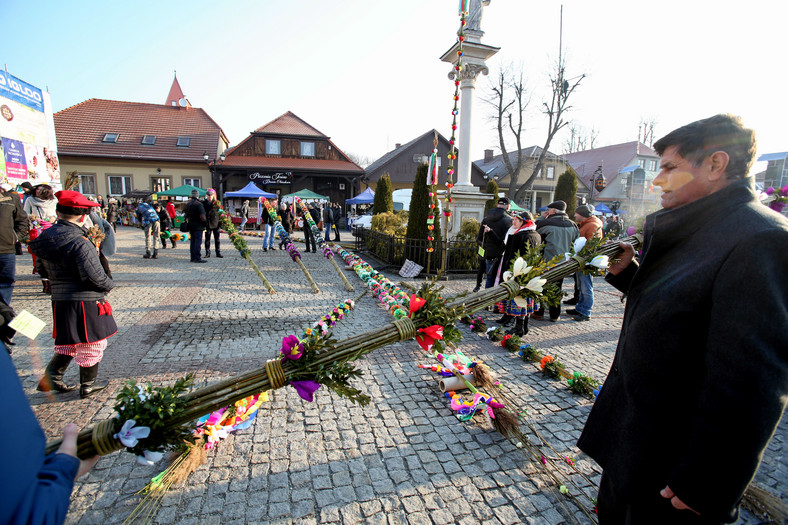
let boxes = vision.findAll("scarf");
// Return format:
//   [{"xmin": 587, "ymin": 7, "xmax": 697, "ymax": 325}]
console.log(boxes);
[{"xmin": 502, "ymin": 220, "xmax": 535, "ymax": 245}]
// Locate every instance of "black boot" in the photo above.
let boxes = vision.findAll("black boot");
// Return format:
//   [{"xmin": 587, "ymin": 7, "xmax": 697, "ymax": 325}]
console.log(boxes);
[
  {"xmin": 37, "ymin": 354, "xmax": 77, "ymax": 392},
  {"xmin": 171, "ymin": 240, "xmax": 177, "ymax": 248},
  {"xmin": 205, "ymin": 250, "xmax": 211, "ymax": 258},
  {"xmin": 79, "ymin": 364, "xmax": 108, "ymax": 399},
  {"xmin": 143, "ymin": 250, "xmax": 151, "ymax": 259},
  {"xmin": 151, "ymin": 249, "xmax": 158, "ymax": 259},
  {"xmin": 42, "ymin": 279, "xmax": 52, "ymax": 295},
  {"xmin": 495, "ymin": 314, "xmax": 514, "ymax": 327},
  {"xmin": 506, "ymin": 316, "xmax": 528, "ymax": 337}
]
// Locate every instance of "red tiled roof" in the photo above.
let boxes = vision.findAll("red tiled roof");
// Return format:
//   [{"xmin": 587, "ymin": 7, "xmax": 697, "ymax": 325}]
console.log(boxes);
[
  {"xmin": 54, "ymin": 98, "xmax": 227, "ymax": 162},
  {"xmin": 221, "ymin": 155, "xmax": 363, "ymax": 174},
  {"xmin": 253, "ymin": 111, "xmax": 328, "ymax": 138}
]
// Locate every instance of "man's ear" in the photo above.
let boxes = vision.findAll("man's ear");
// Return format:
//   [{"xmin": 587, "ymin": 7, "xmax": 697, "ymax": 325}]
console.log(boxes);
[{"xmin": 707, "ymin": 151, "xmax": 730, "ymax": 182}]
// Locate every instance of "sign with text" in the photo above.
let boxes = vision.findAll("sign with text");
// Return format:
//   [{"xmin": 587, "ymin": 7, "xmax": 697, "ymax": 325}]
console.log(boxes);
[
  {"xmin": 0, "ymin": 71, "xmax": 60, "ymax": 187},
  {"xmin": 249, "ymin": 171, "xmax": 292, "ymax": 185}
]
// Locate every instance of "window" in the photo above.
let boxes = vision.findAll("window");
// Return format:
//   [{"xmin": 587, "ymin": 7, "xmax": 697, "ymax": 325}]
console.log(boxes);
[
  {"xmin": 141, "ymin": 135, "xmax": 157, "ymax": 145},
  {"xmin": 102, "ymin": 133, "xmax": 119, "ymax": 143},
  {"xmin": 546, "ymin": 166, "xmax": 555, "ymax": 179},
  {"xmin": 648, "ymin": 159, "xmax": 657, "ymax": 171},
  {"xmin": 108, "ymin": 175, "xmax": 132, "ymax": 196},
  {"xmin": 183, "ymin": 178, "xmax": 201, "ymax": 188},
  {"xmin": 151, "ymin": 177, "xmax": 171, "ymax": 193},
  {"xmin": 176, "ymin": 137, "xmax": 191, "ymax": 147},
  {"xmin": 300, "ymin": 141, "xmax": 315, "ymax": 157},
  {"xmin": 638, "ymin": 158, "xmax": 646, "ymax": 168},
  {"xmin": 266, "ymin": 140, "xmax": 281, "ymax": 155},
  {"xmin": 77, "ymin": 174, "xmax": 96, "ymax": 195}
]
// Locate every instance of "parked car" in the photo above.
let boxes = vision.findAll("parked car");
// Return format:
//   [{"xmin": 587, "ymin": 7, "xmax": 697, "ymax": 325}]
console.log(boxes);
[{"xmin": 351, "ymin": 211, "xmax": 373, "ymax": 236}]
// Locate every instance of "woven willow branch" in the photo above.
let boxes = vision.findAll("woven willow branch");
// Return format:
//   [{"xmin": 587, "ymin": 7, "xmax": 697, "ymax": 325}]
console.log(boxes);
[{"xmin": 44, "ymin": 236, "xmax": 641, "ymax": 459}]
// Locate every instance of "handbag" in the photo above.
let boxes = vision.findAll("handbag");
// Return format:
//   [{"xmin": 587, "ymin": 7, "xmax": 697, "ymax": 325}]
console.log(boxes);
[{"xmin": 180, "ymin": 220, "xmax": 189, "ymax": 232}]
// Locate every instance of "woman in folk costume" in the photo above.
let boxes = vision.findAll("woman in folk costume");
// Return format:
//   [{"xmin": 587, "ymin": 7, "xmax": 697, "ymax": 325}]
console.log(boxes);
[
  {"xmin": 30, "ymin": 190, "xmax": 117, "ymax": 399},
  {"xmin": 493, "ymin": 211, "xmax": 541, "ymax": 336}
]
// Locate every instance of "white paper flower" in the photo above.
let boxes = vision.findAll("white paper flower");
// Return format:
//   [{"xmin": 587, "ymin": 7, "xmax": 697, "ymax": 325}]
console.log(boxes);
[
  {"xmin": 513, "ymin": 295, "xmax": 530, "ymax": 307},
  {"xmin": 564, "ymin": 252, "xmax": 572, "ymax": 262},
  {"xmin": 573, "ymin": 237, "xmax": 587, "ymax": 254},
  {"xmin": 136, "ymin": 450, "xmax": 164, "ymax": 466},
  {"xmin": 503, "ymin": 270, "xmax": 513, "ymax": 282},
  {"xmin": 114, "ymin": 419, "xmax": 151, "ymax": 448},
  {"xmin": 525, "ymin": 277, "xmax": 547, "ymax": 293},
  {"xmin": 588, "ymin": 255, "xmax": 610, "ymax": 269},
  {"xmin": 512, "ymin": 258, "xmax": 532, "ymax": 277}
]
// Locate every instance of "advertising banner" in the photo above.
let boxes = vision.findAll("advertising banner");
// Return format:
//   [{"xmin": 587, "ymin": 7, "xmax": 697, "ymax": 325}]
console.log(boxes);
[{"xmin": 0, "ymin": 70, "xmax": 60, "ymax": 189}]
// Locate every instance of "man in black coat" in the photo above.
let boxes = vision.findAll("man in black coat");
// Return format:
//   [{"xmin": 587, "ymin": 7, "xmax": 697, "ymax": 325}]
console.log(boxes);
[
  {"xmin": 476, "ymin": 197, "xmax": 512, "ymax": 289},
  {"xmin": 184, "ymin": 190, "xmax": 207, "ymax": 263},
  {"xmin": 577, "ymin": 114, "xmax": 788, "ymax": 524},
  {"xmin": 0, "ymin": 186, "xmax": 28, "ymax": 307}
]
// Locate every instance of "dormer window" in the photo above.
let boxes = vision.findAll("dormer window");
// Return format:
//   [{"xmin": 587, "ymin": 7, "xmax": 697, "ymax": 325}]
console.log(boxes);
[
  {"xmin": 141, "ymin": 135, "xmax": 157, "ymax": 145},
  {"xmin": 300, "ymin": 141, "xmax": 315, "ymax": 157},
  {"xmin": 176, "ymin": 137, "xmax": 191, "ymax": 147},
  {"xmin": 102, "ymin": 133, "xmax": 119, "ymax": 143},
  {"xmin": 266, "ymin": 139, "xmax": 281, "ymax": 155}
]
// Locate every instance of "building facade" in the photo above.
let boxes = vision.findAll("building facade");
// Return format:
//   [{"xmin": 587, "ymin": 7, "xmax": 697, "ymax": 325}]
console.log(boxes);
[
  {"xmin": 54, "ymin": 77, "xmax": 228, "ymax": 199},
  {"xmin": 215, "ymin": 112, "xmax": 363, "ymax": 203}
]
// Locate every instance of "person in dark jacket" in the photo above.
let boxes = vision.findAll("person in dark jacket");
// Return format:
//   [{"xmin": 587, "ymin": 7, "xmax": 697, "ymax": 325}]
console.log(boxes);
[
  {"xmin": 476, "ymin": 197, "xmax": 512, "ymax": 289},
  {"xmin": 322, "ymin": 203, "xmax": 334, "ymax": 242},
  {"xmin": 260, "ymin": 200, "xmax": 277, "ymax": 252},
  {"xmin": 578, "ymin": 114, "xmax": 788, "ymax": 524},
  {"xmin": 106, "ymin": 199, "xmax": 119, "ymax": 232},
  {"xmin": 30, "ymin": 190, "xmax": 116, "ymax": 399},
  {"xmin": 331, "ymin": 202, "xmax": 343, "ymax": 242},
  {"xmin": 532, "ymin": 200, "xmax": 579, "ymax": 322},
  {"xmin": 1, "ymin": 304, "xmax": 99, "ymax": 524},
  {"xmin": 154, "ymin": 202, "xmax": 175, "ymax": 249},
  {"xmin": 0, "ymin": 186, "xmax": 28, "ymax": 307},
  {"xmin": 184, "ymin": 189, "xmax": 207, "ymax": 263},
  {"xmin": 278, "ymin": 202, "xmax": 294, "ymax": 250},
  {"xmin": 492, "ymin": 211, "xmax": 541, "ymax": 336},
  {"xmin": 202, "ymin": 188, "xmax": 222, "ymax": 258},
  {"xmin": 135, "ymin": 196, "xmax": 160, "ymax": 259},
  {"xmin": 303, "ymin": 203, "xmax": 319, "ymax": 253}
]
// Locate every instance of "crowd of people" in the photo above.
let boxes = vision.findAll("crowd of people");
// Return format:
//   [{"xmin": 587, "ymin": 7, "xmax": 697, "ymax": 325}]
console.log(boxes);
[{"xmin": 0, "ymin": 115, "xmax": 786, "ymax": 524}]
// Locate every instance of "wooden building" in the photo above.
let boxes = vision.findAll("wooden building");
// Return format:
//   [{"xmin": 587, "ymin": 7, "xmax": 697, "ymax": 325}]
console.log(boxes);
[{"xmin": 214, "ymin": 112, "xmax": 363, "ymax": 202}]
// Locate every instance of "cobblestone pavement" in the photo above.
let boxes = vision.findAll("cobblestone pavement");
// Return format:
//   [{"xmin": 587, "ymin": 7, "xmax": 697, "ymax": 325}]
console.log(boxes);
[{"xmin": 10, "ymin": 227, "xmax": 785, "ymax": 524}]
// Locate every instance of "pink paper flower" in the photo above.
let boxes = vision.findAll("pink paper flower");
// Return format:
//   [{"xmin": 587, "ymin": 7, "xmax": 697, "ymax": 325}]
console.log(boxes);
[
  {"xmin": 290, "ymin": 380, "xmax": 320, "ymax": 402},
  {"xmin": 280, "ymin": 335, "xmax": 303, "ymax": 360}
]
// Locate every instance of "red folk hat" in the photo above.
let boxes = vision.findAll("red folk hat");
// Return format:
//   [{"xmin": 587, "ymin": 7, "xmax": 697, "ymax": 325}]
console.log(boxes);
[{"xmin": 55, "ymin": 190, "xmax": 101, "ymax": 209}]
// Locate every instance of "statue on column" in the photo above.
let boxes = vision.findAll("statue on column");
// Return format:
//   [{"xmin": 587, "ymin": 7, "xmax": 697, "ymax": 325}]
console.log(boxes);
[{"xmin": 466, "ymin": 0, "xmax": 490, "ymax": 33}]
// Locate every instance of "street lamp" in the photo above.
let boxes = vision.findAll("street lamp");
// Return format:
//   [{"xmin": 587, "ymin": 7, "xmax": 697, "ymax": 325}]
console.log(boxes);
[{"xmin": 203, "ymin": 152, "xmax": 226, "ymax": 194}]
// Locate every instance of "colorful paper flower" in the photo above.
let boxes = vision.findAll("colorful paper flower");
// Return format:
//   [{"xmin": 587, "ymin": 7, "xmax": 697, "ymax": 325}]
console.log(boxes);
[
  {"xmin": 573, "ymin": 237, "xmax": 587, "ymax": 254},
  {"xmin": 114, "ymin": 419, "xmax": 151, "ymax": 448},
  {"xmin": 136, "ymin": 449, "xmax": 164, "ymax": 466},
  {"xmin": 290, "ymin": 380, "xmax": 320, "ymax": 402},
  {"xmin": 588, "ymin": 255, "xmax": 609, "ymax": 269},
  {"xmin": 280, "ymin": 335, "xmax": 304, "ymax": 360},
  {"xmin": 525, "ymin": 277, "xmax": 547, "ymax": 293}
]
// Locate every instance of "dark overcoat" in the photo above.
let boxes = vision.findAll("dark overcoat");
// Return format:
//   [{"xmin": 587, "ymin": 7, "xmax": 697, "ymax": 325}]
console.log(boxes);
[{"xmin": 577, "ymin": 179, "xmax": 788, "ymax": 522}]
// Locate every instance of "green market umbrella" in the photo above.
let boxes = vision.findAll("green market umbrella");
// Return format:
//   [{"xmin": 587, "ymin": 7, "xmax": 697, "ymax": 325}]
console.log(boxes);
[{"xmin": 154, "ymin": 185, "xmax": 207, "ymax": 199}]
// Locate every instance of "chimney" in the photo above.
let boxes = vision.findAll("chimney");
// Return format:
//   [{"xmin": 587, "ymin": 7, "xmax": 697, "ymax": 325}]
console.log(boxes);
[
  {"xmin": 395, "ymin": 143, "xmax": 402, "ymax": 149},
  {"xmin": 484, "ymin": 149, "xmax": 494, "ymax": 162}
]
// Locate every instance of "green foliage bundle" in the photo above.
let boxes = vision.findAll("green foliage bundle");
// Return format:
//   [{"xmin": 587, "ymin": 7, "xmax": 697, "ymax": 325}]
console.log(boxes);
[
  {"xmin": 554, "ymin": 169, "xmax": 578, "ymax": 218},
  {"xmin": 483, "ymin": 180, "xmax": 499, "ymax": 216},
  {"xmin": 567, "ymin": 372, "xmax": 600, "ymax": 399},
  {"xmin": 114, "ymin": 375, "xmax": 196, "ymax": 457},
  {"xmin": 411, "ymin": 279, "xmax": 464, "ymax": 353},
  {"xmin": 372, "ymin": 173, "xmax": 394, "ymax": 214}
]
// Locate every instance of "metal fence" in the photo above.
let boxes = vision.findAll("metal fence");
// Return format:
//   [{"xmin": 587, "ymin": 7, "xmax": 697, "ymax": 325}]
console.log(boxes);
[{"xmin": 353, "ymin": 228, "xmax": 478, "ymax": 275}]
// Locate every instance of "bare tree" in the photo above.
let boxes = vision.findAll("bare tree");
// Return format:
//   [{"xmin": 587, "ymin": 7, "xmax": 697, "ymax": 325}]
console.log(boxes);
[
  {"xmin": 346, "ymin": 151, "xmax": 371, "ymax": 168},
  {"xmin": 638, "ymin": 117, "xmax": 657, "ymax": 147},
  {"xmin": 485, "ymin": 66, "xmax": 529, "ymax": 200},
  {"xmin": 562, "ymin": 123, "xmax": 598, "ymax": 153},
  {"xmin": 514, "ymin": 57, "xmax": 584, "ymax": 204}
]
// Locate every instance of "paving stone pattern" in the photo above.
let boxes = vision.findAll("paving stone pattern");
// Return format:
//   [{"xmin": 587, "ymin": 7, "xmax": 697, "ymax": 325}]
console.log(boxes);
[{"xmin": 10, "ymin": 227, "xmax": 783, "ymax": 524}]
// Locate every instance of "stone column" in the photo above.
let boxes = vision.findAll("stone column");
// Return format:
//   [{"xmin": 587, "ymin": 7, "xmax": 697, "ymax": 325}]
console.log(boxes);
[{"xmin": 441, "ymin": 42, "xmax": 499, "ymax": 190}]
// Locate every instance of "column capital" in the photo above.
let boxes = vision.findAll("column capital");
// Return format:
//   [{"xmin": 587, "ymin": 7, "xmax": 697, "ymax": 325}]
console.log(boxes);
[{"xmin": 448, "ymin": 62, "xmax": 489, "ymax": 83}]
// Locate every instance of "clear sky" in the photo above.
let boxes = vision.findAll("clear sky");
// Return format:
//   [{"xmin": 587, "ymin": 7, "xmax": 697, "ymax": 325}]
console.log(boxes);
[{"xmin": 2, "ymin": 0, "xmax": 785, "ymax": 173}]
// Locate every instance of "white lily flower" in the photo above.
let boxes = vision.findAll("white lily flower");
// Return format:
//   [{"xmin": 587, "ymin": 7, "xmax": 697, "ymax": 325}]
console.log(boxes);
[
  {"xmin": 503, "ymin": 270, "xmax": 513, "ymax": 282},
  {"xmin": 564, "ymin": 252, "xmax": 572, "ymax": 262},
  {"xmin": 588, "ymin": 255, "xmax": 610, "ymax": 269},
  {"xmin": 525, "ymin": 277, "xmax": 547, "ymax": 293},
  {"xmin": 136, "ymin": 450, "xmax": 164, "ymax": 466},
  {"xmin": 513, "ymin": 295, "xmax": 530, "ymax": 307},
  {"xmin": 573, "ymin": 237, "xmax": 587, "ymax": 253},
  {"xmin": 512, "ymin": 258, "xmax": 531, "ymax": 277},
  {"xmin": 114, "ymin": 419, "xmax": 151, "ymax": 448}
]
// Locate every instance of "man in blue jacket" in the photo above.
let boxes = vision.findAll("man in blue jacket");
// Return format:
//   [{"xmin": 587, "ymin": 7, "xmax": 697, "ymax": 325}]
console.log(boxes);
[{"xmin": 578, "ymin": 114, "xmax": 788, "ymax": 523}]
